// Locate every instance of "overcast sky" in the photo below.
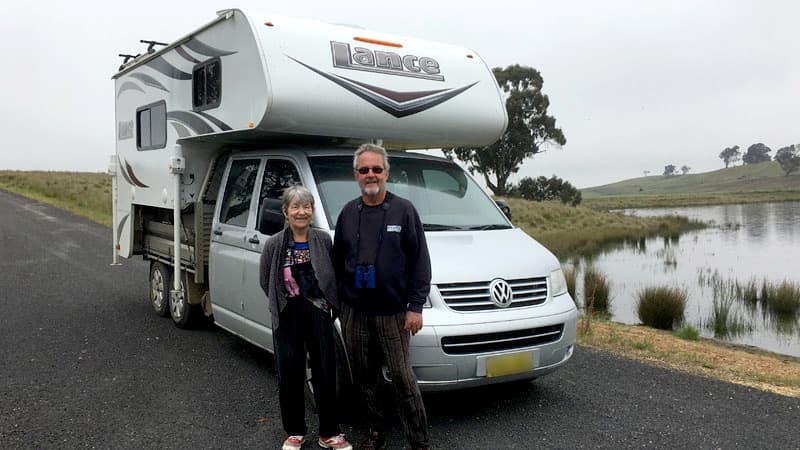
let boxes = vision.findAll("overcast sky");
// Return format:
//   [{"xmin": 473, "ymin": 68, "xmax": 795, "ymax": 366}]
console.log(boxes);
[{"xmin": 2, "ymin": 0, "xmax": 798, "ymax": 188}]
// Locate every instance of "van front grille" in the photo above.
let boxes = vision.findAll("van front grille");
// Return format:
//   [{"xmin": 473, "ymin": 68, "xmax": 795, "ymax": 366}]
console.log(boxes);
[
  {"xmin": 441, "ymin": 324, "xmax": 564, "ymax": 355},
  {"xmin": 437, "ymin": 277, "xmax": 548, "ymax": 311}
]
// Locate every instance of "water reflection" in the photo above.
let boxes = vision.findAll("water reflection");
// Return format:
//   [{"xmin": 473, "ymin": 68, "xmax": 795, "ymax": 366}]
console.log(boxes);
[{"xmin": 577, "ymin": 202, "xmax": 800, "ymax": 357}]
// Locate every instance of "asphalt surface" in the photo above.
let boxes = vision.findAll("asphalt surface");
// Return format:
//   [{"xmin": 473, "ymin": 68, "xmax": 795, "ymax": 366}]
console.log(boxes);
[{"xmin": 1, "ymin": 188, "xmax": 798, "ymax": 449}]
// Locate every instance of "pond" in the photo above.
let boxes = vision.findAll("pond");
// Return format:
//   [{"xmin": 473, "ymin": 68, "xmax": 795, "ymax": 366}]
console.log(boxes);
[{"xmin": 569, "ymin": 201, "xmax": 800, "ymax": 357}]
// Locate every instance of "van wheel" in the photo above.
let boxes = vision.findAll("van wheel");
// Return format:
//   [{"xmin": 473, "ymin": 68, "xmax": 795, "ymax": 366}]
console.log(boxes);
[
  {"xmin": 149, "ymin": 261, "xmax": 171, "ymax": 317},
  {"xmin": 169, "ymin": 273, "xmax": 202, "ymax": 329}
]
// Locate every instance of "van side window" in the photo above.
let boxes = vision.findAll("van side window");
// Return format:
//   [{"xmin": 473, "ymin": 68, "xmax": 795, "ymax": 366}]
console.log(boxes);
[
  {"xmin": 136, "ymin": 101, "xmax": 166, "ymax": 150},
  {"xmin": 219, "ymin": 159, "xmax": 260, "ymax": 227},
  {"xmin": 193, "ymin": 58, "xmax": 221, "ymax": 111},
  {"xmin": 257, "ymin": 159, "xmax": 301, "ymax": 234}
]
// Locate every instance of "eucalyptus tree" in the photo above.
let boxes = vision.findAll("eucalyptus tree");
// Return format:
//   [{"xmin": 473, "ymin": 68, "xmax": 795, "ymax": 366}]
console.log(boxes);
[{"xmin": 444, "ymin": 65, "xmax": 565, "ymax": 196}]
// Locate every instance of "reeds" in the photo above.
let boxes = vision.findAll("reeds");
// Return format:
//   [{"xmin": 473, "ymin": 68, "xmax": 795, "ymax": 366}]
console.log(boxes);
[
  {"xmin": 562, "ymin": 264, "xmax": 577, "ymax": 300},
  {"xmin": 636, "ymin": 285, "xmax": 687, "ymax": 330},
  {"xmin": 583, "ymin": 265, "xmax": 611, "ymax": 316}
]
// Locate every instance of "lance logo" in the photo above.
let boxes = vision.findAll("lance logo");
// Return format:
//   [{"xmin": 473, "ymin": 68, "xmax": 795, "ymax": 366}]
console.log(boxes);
[{"xmin": 330, "ymin": 41, "xmax": 444, "ymax": 81}]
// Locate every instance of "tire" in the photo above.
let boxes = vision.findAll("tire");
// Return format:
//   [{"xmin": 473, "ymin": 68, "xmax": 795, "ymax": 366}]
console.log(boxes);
[
  {"xmin": 148, "ymin": 261, "xmax": 171, "ymax": 317},
  {"xmin": 168, "ymin": 271, "xmax": 202, "ymax": 329}
]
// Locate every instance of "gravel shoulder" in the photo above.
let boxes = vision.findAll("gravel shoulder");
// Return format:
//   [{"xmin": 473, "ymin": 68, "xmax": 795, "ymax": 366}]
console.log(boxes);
[{"xmin": 578, "ymin": 319, "xmax": 800, "ymax": 398}]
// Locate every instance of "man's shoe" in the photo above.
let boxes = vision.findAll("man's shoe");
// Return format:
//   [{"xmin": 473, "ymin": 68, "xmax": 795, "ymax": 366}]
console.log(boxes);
[
  {"xmin": 358, "ymin": 431, "xmax": 386, "ymax": 450},
  {"xmin": 319, "ymin": 434, "xmax": 352, "ymax": 449},
  {"xmin": 282, "ymin": 435, "xmax": 306, "ymax": 450}
]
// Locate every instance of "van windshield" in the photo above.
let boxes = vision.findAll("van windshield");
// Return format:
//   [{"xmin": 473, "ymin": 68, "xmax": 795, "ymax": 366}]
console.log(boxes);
[{"xmin": 308, "ymin": 155, "xmax": 511, "ymax": 231}]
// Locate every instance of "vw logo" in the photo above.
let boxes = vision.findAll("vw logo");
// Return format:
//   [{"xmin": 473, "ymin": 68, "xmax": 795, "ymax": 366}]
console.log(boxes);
[{"xmin": 489, "ymin": 278, "xmax": 513, "ymax": 307}]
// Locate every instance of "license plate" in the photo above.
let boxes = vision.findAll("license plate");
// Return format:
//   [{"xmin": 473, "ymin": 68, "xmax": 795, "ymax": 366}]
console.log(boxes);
[{"xmin": 485, "ymin": 351, "xmax": 534, "ymax": 378}]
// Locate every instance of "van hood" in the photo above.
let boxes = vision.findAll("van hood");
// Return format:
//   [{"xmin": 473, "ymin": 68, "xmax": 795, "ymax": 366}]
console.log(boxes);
[{"xmin": 425, "ymin": 228, "xmax": 559, "ymax": 284}]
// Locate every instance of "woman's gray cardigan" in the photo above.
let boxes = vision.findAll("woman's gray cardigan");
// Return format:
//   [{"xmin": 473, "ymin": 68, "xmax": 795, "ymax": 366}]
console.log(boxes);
[{"xmin": 259, "ymin": 227, "xmax": 339, "ymax": 331}]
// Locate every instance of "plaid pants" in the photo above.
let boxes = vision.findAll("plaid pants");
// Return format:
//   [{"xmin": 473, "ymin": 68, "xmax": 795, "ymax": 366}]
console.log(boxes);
[{"xmin": 341, "ymin": 304, "xmax": 429, "ymax": 448}]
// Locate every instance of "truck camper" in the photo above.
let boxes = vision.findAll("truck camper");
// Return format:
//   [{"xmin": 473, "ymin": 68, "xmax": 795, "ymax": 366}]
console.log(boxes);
[{"xmin": 111, "ymin": 9, "xmax": 577, "ymax": 391}]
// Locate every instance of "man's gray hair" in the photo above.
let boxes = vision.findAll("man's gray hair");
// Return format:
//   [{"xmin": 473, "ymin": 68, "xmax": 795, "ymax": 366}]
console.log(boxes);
[
  {"xmin": 353, "ymin": 143, "xmax": 390, "ymax": 171},
  {"xmin": 281, "ymin": 185, "xmax": 314, "ymax": 212}
]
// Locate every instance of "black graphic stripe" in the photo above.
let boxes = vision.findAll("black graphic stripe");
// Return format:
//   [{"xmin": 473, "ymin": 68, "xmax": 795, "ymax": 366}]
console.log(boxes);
[
  {"xmin": 129, "ymin": 73, "xmax": 169, "ymax": 92},
  {"xmin": 116, "ymin": 214, "xmax": 129, "ymax": 247},
  {"xmin": 185, "ymin": 38, "xmax": 237, "ymax": 57},
  {"xmin": 289, "ymin": 56, "xmax": 477, "ymax": 118},
  {"xmin": 124, "ymin": 159, "xmax": 149, "ymax": 188},
  {"xmin": 194, "ymin": 111, "xmax": 232, "ymax": 131},
  {"xmin": 117, "ymin": 156, "xmax": 136, "ymax": 185},
  {"xmin": 146, "ymin": 56, "xmax": 191, "ymax": 80},
  {"xmin": 117, "ymin": 81, "xmax": 145, "ymax": 98},
  {"xmin": 167, "ymin": 111, "xmax": 214, "ymax": 135},
  {"xmin": 176, "ymin": 46, "xmax": 201, "ymax": 64}
]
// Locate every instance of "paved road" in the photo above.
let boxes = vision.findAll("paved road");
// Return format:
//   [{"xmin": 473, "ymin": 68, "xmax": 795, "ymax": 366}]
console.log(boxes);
[{"xmin": 1, "ymin": 189, "xmax": 798, "ymax": 449}]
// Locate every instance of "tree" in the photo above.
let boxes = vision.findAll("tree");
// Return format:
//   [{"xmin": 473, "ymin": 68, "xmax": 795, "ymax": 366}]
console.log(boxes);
[
  {"xmin": 775, "ymin": 145, "xmax": 800, "ymax": 176},
  {"xmin": 443, "ymin": 65, "xmax": 566, "ymax": 196},
  {"xmin": 511, "ymin": 175, "xmax": 582, "ymax": 206},
  {"xmin": 663, "ymin": 164, "xmax": 676, "ymax": 176},
  {"xmin": 680, "ymin": 165, "xmax": 691, "ymax": 175},
  {"xmin": 719, "ymin": 145, "xmax": 740, "ymax": 168},
  {"xmin": 742, "ymin": 143, "xmax": 772, "ymax": 164},
  {"xmin": 643, "ymin": 170, "xmax": 651, "ymax": 177}
]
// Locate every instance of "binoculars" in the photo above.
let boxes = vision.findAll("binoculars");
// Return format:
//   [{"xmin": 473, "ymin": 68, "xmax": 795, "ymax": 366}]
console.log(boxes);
[{"xmin": 354, "ymin": 264, "xmax": 376, "ymax": 289}]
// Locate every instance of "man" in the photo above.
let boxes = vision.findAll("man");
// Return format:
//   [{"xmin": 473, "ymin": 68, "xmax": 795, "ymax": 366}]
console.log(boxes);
[{"xmin": 333, "ymin": 143, "xmax": 431, "ymax": 450}]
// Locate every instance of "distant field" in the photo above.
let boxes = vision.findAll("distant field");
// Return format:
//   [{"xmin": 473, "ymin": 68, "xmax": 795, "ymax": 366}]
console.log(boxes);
[
  {"xmin": 0, "ymin": 171, "xmax": 111, "ymax": 226},
  {"xmin": 581, "ymin": 162, "xmax": 800, "ymax": 210},
  {"xmin": 583, "ymin": 161, "xmax": 799, "ymax": 196}
]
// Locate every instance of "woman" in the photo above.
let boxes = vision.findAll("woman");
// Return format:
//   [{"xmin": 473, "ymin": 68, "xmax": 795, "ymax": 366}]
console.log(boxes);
[{"xmin": 259, "ymin": 185, "xmax": 352, "ymax": 450}]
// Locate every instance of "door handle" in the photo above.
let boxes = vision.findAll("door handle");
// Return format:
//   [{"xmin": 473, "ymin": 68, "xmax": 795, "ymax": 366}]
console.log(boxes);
[
  {"xmin": 213, "ymin": 229, "xmax": 223, "ymax": 236},
  {"xmin": 248, "ymin": 235, "xmax": 260, "ymax": 244}
]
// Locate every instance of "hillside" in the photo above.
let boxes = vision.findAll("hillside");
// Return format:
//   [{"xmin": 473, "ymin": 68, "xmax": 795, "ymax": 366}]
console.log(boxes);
[{"xmin": 583, "ymin": 161, "xmax": 799, "ymax": 197}]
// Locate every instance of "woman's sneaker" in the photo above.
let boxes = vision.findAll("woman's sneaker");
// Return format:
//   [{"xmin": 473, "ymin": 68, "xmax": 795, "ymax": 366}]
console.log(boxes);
[
  {"xmin": 318, "ymin": 434, "xmax": 353, "ymax": 450},
  {"xmin": 282, "ymin": 435, "xmax": 306, "ymax": 450}
]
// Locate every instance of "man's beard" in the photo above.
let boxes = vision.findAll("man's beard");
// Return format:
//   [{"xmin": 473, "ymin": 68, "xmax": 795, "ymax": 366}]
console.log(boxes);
[{"xmin": 361, "ymin": 184, "xmax": 381, "ymax": 196}]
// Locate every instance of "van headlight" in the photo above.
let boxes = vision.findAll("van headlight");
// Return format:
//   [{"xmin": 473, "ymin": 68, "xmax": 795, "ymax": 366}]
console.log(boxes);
[{"xmin": 550, "ymin": 268, "xmax": 568, "ymax": 297}]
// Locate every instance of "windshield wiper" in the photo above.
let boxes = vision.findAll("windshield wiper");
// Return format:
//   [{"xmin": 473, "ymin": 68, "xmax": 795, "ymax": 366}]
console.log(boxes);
[
  {"xmin": 423, "ymin": 223, "xmax": 465, "ymax": 231},
  {"xmin": 467, "ymin": 224, "xmax": 513, "ymax": 230}
]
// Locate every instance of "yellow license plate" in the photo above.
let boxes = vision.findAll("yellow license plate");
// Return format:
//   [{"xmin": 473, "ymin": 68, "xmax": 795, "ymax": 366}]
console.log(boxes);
[{"xmin": 485, "ymin": 352, "xmax": 534, "ymax": 378}]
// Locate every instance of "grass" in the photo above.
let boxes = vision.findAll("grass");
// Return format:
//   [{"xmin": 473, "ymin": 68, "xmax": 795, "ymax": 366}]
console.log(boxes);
[
  {"xmin": 583, "ymin": 265, "xmax": 611, "ymax": 316},
  {"xmin": 762, "ymin": 280, "xmax": 800, "ymax": 317},
  {"xmin": 0, "ymin": 170, "xmax": 111, "ymax": 226},
  {"xmin": 563, "ymin": 264, "xmax": 577, "ymax": 299},
  {"xmin": 582, "ymin": 161, "xmax": 800, "ymax": 199},
  {"xmin": 707, "ymin": 281, "xmax": 752, "ymax": 338},
  {"xmin": 578, "ymin": 320, "xmax": 800, "ymax": 398},
  {"xmin": 673, "ymin": 325, "xmax": 701, "ymax": 341},
  {"xmin": 636, "ymin": 286, "xmax": 688, "ymax": 330},
  {"xmin": 502, "ymin": 197, "xmax": 705, "ymax": 258}
]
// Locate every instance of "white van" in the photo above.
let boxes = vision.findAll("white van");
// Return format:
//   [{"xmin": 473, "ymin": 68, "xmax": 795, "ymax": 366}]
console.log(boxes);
[{"xmin": 111, "ymin": 9, "xmax": 577, "ymax": 391}]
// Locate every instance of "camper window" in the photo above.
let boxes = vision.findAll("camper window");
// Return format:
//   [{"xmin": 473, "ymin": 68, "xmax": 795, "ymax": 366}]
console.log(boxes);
[
  {"xmin": 192, "ymin": 58, "xmax": 221, "ymax": 111},
  {"xmin": 136, "ymin": 101, "xmax": 166, "ymax": 150}
]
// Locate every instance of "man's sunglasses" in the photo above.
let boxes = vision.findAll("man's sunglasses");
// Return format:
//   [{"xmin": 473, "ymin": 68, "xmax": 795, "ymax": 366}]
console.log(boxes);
[{"xmin": 356, "ymin": 166, "xmax": 385, "ymax": 174}]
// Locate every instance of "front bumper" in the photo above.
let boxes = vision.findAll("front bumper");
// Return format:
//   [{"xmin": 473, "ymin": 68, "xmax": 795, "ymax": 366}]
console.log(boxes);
[{"xmin": 409, "ymin": 296, "xmax": 578, "ymax": 392}]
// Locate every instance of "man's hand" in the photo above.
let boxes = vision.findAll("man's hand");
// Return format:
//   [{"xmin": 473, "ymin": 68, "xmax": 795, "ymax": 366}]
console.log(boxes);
[{"xmin": 404, "ymin": 311, "xmax": 423, "ymax": 336}]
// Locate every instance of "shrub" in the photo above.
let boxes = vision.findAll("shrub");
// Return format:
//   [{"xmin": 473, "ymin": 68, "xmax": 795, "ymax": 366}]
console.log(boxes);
[
  {"xmin": 763, "ymin": 280, "xmax": 800, "ymax": 317},
  {"xmin": 562, "ymin": 265, "xmax": 577, "ymax": 300},
  {"xmin": 583, "ymin": 265, "xmax": 611, "ymax": 315},
  {"xmin": 673, "ymin": 325, "xmax": 700, "ymax": 341},
  {"xmin": 636, "ymin": 286, "xmax": 687, "ymax": 330}
]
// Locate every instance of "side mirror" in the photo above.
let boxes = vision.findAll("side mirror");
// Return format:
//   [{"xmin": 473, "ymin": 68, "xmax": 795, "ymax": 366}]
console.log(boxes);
[
  {"xmin": 258, "ymin": 199, "xmax": 286, "ymax": 235},
  {"xmin": 495, "ymin": 199, "xmax": 512, "ymax": 220}
]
